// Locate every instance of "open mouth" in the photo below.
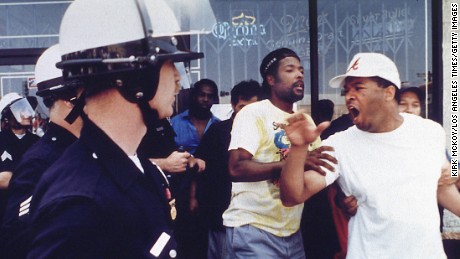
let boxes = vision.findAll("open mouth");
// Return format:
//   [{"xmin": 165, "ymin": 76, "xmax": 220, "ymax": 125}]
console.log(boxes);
[
  {"xmin": 294, "ymin": 81, "xmax": 304, "ymax": 89},
  {"xmin": 348, "ymin": 106, "xmax": 360, "ymax": 121}
]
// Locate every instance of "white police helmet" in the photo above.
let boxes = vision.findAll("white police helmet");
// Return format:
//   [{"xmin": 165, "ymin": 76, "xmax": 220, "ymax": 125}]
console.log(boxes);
[
  {"xmin": 57, "ymin": 0, "xmax": 215, "ymax": 102},
  {"xmin": 0, "ymin": 92, "xmax": 35, "ymax": 125},
  {"xmin": 0, "ymin": 93, "xmax": 22, "ymax": 116},
  {"xmin": 35, "ymin": 44, "xmax": 64, "ymax": 96},
  {"xmin": 35, "ymin": 44, "xmax": 81, "ymax": 113}
]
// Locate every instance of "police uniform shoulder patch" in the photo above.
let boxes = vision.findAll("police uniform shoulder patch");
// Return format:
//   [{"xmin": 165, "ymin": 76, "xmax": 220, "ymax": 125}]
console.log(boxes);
[
  {"xmin": 19, "ymin": 195, "xmax": 32, "ymax": 218},
  {"xmin": 1, "ymin": 150, "xmax": 12, "ymax": 161}
]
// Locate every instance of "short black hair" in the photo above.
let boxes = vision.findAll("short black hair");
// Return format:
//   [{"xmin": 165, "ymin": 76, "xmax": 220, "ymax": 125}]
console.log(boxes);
[
  {"xmin": 400, "ymin": 86, "xmax": 424, "ymax": 103},
  {"xmin": 317, "ymin": 99, "xmax": 334, "ymax": 123},
  {"xmin": 191, "ymin": 78, "xmax": 219, "ymax": 104},
  {"xmin": 230, "ymin": 80, "xmax": 262, "ymax": 105}
]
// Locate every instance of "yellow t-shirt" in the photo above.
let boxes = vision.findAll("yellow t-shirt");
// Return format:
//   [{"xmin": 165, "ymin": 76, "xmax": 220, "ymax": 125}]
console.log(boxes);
[{"xmin": 223, "ymin": 99, "xmax": 321, "ymax": 237}]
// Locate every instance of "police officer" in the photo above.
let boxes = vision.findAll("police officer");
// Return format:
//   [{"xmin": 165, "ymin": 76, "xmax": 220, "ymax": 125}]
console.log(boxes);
[
  {"xmin": 0, "ymin": 93, "xmax": 39, "ymax": 222},
  {"xmin": 27, "ymin": 0, "xmax": 212, "ymax": 258},
  {"xmin": 0, "ymin": 44, "xmax": 83, "ymax": 258}
]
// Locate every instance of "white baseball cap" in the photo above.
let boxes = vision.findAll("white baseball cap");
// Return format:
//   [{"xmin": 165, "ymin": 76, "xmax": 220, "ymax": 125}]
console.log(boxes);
[{"xmin": 329, "ymin": 52, "xmax": 401, "ymax": 89}]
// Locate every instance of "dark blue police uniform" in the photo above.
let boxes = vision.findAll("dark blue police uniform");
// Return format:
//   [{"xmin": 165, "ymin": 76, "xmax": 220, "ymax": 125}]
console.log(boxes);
[
  {"xmin": 0, "ymin": 129, "xmax": 39, "ymax": 227},
  {"xmin": 27, "ymin": 119, "xmax": 176, "ymax": 259},
  {"xmin": 0, "ymin": 130, "xmax": 40, "ymax": 173},
  {"xmin": 0, "ymin": 122, "xmax": 77, "ymax": 258}
]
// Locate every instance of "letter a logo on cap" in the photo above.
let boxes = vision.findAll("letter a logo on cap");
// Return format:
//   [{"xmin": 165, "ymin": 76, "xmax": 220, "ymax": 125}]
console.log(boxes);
[
  {"xmin": 347, "ymin": 57, "xmax": 360, "ymax": 72},
  {"xmin": 329, "ymin": 53, "xmax": 401, "ymax": 89}
]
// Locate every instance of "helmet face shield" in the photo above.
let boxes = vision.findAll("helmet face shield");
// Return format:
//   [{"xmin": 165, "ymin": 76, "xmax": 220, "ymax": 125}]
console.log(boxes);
[
  {"xmin": 9, "ymin": 98, "xmax": 35, "ymax": 125},
  {"xmin": 174, "ymin": 62, "xmax": 192, "ymax": 90},
  {"xmin": 129, "ymin": 0, "xmax": 217, "ymax": 45}
]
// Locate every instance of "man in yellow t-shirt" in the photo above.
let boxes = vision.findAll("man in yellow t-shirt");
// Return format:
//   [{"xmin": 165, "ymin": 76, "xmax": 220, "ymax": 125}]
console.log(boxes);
[{"xmin": 223, "ymin": 48, "xmax": 334, "ymax": 258}]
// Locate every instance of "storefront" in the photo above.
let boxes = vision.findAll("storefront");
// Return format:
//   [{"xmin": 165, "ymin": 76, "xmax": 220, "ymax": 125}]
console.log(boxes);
[{"xmin": 0, "ymin": 0, "xmax": 442, "ymax": 121}]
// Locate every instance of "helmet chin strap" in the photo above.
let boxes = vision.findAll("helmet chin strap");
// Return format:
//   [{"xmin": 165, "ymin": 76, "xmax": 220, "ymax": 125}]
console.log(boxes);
[
  {"xmin": 64, "ymin": 90, "xmax": 86, "ymax": 124},
  {"xmin": 63, "ymin": 87, "xmax": 160, "ymax": 129},
  {"xmin": 63, "ymin": 63, "xmax": 163, "ymax": 126}
]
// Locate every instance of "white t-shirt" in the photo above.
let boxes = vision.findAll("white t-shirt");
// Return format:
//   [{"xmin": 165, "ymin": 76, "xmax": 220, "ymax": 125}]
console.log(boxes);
[
  {"xmin": 222, "ymin": 99, "xmax": 321, "ymax": 237},
  {"xmin": 323, "ymin": 113, "xmax": 447, "ymax": 259}
]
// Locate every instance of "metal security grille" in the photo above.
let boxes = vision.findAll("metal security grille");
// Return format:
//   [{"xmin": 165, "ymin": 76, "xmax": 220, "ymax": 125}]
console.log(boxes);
[{"xmin": 196, "ymin": 0, "xmax": 431, "ymax": 108}]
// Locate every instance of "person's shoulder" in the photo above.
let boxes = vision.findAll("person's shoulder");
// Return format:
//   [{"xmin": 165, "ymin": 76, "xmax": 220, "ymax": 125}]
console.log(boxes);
[
  {"xmin": 210, "ymin": 118, "xmax": 231, "ymax": 128},
  {"xmin": 170, "ymin": 110, "xmax": 189, "ymax": 127},
  {"xmin": 0, "ymin": 130, "xmax": 14, "ymax": 143},
  {"xmin": 0, "ymin": 131, "xmax": 8, "ymax": 144},
  {"xmin": 322, "ymin": 125, "xmax": 357, "ymax": 144},
  {"xmin": 0, "ymin": 130, "xmax": 11, "ymax": 137},
  {"xmin": 16, "ymin": 138, "xmax": 54, "ymax": 165},
  {"xmin": 236, "ymin": 99, "xmax": 268, "ymax": 116},
  {"xmin": 171, "ymin": 110, "xmax": 188, "ymax": 119},
  {"xmin": 206, "ymin": 119, "xmax": 232, "ymax": 136},
  {"xmin": 35, "ymin": 142, "xmax": 100, "ymax": 204},
  {"xmin": 403, "ymin": 113, "xmax": 444, "ymax": 132}
]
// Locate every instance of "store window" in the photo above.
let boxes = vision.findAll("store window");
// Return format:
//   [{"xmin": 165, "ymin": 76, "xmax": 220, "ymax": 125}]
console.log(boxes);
[
  {"xmin": 199, "ymin": 0, "xmax": 433, "ymax": 118},
  {"xmin": 317, "ymin": 0, "xmax": 433, "ymax": 118},
  {"xmin": 199, "ymin": 0, "xmax": 310, "ymax": 104}
]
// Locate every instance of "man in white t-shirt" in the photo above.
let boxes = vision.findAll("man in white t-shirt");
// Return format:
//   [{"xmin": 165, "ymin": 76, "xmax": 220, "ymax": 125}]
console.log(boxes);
[
  {"xmin": 279, "ymin": 52, "xmax": 460, "ymax": 259},
  {"xmin": 223, "ymin": 48, "xmax": 335, "ymax": 258}
]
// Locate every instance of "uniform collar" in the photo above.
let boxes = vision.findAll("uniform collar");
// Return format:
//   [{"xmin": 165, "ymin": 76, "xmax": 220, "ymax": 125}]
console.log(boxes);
[
  {"xmin": 43, "ymin": 122, "xmax": 78, "ymax": 146},
  {"xmin": 80, "ymin": 118, "xmax": 144, "ymax": 191}
]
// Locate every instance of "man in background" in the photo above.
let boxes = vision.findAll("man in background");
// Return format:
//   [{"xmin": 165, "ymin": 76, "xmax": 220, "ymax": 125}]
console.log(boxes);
[
  {"xmin": 170, "ymin": 78, "xmax": 220, "ymax": 259},
  {"xmin": 195, "ymin": 79, "xmax": 262, "ymax": 259}
]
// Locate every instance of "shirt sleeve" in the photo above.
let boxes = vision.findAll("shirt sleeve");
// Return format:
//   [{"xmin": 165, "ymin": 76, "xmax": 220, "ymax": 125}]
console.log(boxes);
[{"xmin": 228, "ymin": 107, "xmax": 260, "ymax": 155}]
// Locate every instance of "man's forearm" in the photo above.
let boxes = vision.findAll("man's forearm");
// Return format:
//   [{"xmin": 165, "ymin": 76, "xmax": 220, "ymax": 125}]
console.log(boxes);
[
  {"xmin": 280, "ymin": 145, "xmax": 309, "ymax": 206},
  {"xmin": 229, "ymin": 159, "xmax": 284, "ymax": 182},
  {"xmin": 438, "ymin": 183, "xmax": 460, "ymax": 217}
]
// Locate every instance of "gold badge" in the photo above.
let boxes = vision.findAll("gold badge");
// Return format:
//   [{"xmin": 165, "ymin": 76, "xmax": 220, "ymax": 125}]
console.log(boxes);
[{"xmin": 169, "ymin": 199, "xmax": 177, "ymax": 221}]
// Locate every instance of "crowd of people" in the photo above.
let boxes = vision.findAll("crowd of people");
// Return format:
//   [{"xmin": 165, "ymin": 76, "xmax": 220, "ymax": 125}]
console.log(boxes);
[{"xmin": 0, "ymin": 0, "xmax": 457, "ymax": 259}]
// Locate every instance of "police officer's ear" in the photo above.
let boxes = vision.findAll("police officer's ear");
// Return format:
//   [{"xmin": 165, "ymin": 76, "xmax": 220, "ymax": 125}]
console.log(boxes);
[{"xmin": 63, "ymin": 99, "xmax": 75, "ymax": 109}]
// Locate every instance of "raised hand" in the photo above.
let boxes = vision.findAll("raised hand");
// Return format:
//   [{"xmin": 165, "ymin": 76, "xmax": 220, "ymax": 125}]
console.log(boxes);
[{"xmin": 281, "ymin": 111, "xmax": 330, "ymax": 147}]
